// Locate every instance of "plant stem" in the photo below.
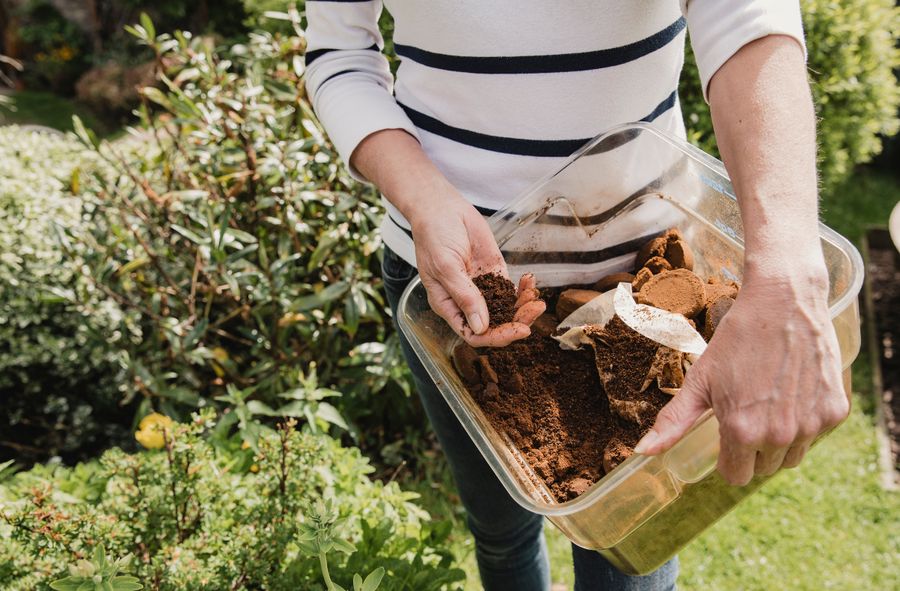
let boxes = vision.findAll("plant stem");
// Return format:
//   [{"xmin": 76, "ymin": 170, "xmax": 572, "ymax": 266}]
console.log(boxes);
[{"xmin": 318, "ymin": 551, "xmax": 336, "ymax": 591}]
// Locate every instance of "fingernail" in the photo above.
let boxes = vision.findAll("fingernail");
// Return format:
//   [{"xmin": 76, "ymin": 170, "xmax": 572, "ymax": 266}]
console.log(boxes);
[
  {"xmin": 634, "ymin": 430, "xmax": 660, "ymax": 454},
  {"xmin": 468, "ymin": 312, "xmax": 486, "ymax": 334}
]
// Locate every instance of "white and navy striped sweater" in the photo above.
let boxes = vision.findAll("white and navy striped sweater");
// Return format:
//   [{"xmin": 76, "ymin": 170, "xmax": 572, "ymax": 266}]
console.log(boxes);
[{"xmin": 303, "ymin": 0, "xmax": 805, "ymax": 266}]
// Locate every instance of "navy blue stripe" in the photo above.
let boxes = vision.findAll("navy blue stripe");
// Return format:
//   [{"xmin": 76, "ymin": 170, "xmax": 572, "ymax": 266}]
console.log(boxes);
[
  {"xmin": 642, "ymin": 90, "xmax": 677, "ymax": 124},
  {"xmin": 502, "ymin": 232, "xmax": 662, "ymax": 266},
  {"xmin": 398, "ymin": 90, "xmax": 677, "ymax": 157},
  {"xmin": 395, "ymin": 18, "xmax": 685, "ymax": 74},
  {"xmin": 386, "ymin": 212, "xmax": 661, "ymax": 266},
  {"xmin": 305, "ymin": 43, "xmax": 379, "ymax": 66}
]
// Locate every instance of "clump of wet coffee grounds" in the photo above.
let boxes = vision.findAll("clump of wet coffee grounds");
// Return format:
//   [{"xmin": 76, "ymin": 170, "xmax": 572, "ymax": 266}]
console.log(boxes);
[
  {"xmin": 472, "ymin": 272, "xmax": 518, "ymax": 327},
  {"xmin": 635, "ymin": 228, "xmax": 694, "ymax": 272}
]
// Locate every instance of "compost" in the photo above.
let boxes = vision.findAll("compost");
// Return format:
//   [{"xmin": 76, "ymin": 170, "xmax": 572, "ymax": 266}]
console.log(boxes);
[{"xmin": 455, "ymin": 229, "xmax": 740, "ymax": 502}]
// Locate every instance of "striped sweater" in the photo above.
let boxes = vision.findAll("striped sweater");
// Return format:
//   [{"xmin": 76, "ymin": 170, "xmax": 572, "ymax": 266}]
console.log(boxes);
[{"xmin": 303, "ymin": 0, "xmax": 805, "ymax": 266}]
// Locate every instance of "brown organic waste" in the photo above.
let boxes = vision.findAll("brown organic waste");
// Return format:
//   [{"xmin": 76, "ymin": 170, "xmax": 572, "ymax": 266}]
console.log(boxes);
[
  {"xmin": 472, "ymin": 272, "xmax": 517, "ymax": 327},
  {"xmin": 460, "ymin": 230, "xmax": 740, "ymax": 502}
]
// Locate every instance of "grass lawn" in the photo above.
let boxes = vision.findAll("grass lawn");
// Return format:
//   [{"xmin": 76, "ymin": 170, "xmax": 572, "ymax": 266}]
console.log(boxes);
[
  {"xmin": 0, "ymin": 90, "xmax": 111, "ymax": 135},
  {"xmin": 410, "ymin": 169, "xmax": 900, "ymax": 590}
]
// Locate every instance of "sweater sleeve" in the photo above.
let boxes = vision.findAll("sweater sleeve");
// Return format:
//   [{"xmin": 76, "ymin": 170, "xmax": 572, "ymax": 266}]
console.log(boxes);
[
  {"xmin": 680, "ymin": 0, "xmax": 806, "ymax": 101},
  {"xmin": 303, "ymin": 0, "xmax": 419, "ymax": 179}
]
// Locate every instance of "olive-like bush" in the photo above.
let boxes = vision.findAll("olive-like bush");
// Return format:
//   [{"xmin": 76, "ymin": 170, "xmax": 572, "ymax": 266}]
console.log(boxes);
[
  {"xmin": 0, "ymin": 127, "xmax": 131, "ymax": 464},
  {"xmin": 66, "ymin": 16, "xmax": 416, "ymax": 449},
  {"xmin": 0, "ymin": 413, "xmax": 464, "ymax": 590},
  {"xmin": 680, "ymin": 0, "xmax": 900, "ymax": 193}
]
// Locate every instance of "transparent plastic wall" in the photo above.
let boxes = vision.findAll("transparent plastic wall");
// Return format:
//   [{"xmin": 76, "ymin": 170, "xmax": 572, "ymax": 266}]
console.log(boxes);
[{"xmin": 397, "ymin": 123, "xmax": 864, "ymax": 574}]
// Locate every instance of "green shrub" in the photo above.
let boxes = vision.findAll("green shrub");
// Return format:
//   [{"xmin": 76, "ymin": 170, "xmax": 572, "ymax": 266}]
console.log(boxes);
[
  {"xmin": 0, "ymin": 126, "xmax": 131, "ymax": 464},
  {"xmin": 69, "ymin": 17, "xmax": 416, "ymax": 448},
  {"xmin": 680, "ymin": 0, "xmax": 900, "ymax": 193},
  {"xmin": 0, "ymin": 413, "xmax": 465, "ymax": 590}
]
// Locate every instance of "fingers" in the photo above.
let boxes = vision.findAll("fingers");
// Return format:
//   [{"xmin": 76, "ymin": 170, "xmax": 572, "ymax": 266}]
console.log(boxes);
[
  {"xmin": 634, "ymin": 371, "xmax": 710, "ymax": 455},
  {"xmin": 780, "ymin": 441, "xmax": 811, "ymax": 469},
  {"xmin": 514, "ymin": 273, "xmax": 538, "ymax": 307},
  {"xmin": 423, "ymin": 279, "xmax": 468, "ymax": 335},
  {"xmin": 433, "ymin": 266, "xmax": 489, "ymax": 335},
  {"xmin": 513, "ymin": 300, "xmax": 546, "ymax": 326},
  {"xmin": 754, "ymin": 446, "xmax": 789, "ymax": 476},
  {"xmin": 717, "ymin": 437, "xmax": 757, "ymax": 486},
  {"xmin": 465, "ymin": 323, "xmax": 531, "ymax": 347}
]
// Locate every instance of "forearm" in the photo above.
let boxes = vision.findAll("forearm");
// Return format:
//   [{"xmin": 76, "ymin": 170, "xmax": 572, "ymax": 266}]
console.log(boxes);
[
  {"xmin": 708, "ymin": 35, "xmax": 827, "ymax": 287},
  {"xmin": 350, "ymin": 129, "xmax": 465, "ymax": 227}
]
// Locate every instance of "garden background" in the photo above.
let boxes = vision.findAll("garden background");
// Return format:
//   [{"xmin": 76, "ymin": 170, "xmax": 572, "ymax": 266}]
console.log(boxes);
[{"xmin": 0, "ymin": 1, "xmax": 898, "ymax": 589}]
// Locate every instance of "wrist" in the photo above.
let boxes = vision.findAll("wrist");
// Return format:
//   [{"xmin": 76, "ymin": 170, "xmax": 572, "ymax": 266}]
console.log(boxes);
[
  {"xmin": 401, "ymin": 179, "xmax": 470, "ymax": 230},
  {"xmin": 743, "ymin": 253, "xmax": 829, "ymax": 301}
]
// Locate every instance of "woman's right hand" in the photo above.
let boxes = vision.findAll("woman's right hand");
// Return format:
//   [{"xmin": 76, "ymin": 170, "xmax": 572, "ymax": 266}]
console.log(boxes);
[
  {"xmin": 409, "ymin": 190, "xmax": 544, "ymax": 347},
  {"xmin": 350, "ymin": 129, "xmax": 542, "ymax": 346}
]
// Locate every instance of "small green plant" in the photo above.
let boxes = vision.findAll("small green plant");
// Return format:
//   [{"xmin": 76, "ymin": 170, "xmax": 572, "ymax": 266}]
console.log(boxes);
[
  {"xmin": 298, "ymin": 499, "xmax": 386, "ymax": 591},
  {"xmin": 49, "ymin": 546, "xmax": 142, "ymax": 591},
  {"xmin": 0, "ymin": 412, "xmax": 464, "ymax": 590}
]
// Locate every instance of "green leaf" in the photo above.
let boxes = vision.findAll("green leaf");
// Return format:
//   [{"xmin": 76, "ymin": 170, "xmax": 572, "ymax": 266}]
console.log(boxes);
[
  {"xmin": 353, "ymin": 573, "xmax": 363, "ymax": 591},
  {"xmin": 116, "ymin": 257, "xmax": 150, "ymax": 276},
  {"xmin": 332, "ymin": 538, "xmax": 356, "ymax": 554},
  {"xmin": 246, "ymin": 400, "xmax": 278, "ymax": 417},
  {"xmin": 171, "ymin": 224, "xmax": 208, "ymax": 245},
  {"xmin": 308, "ymin": 231, "xmax": 339, "ymax": 271},
  {"xmin": 139, "ymin": 12, "xmax": 155, "ymax": 40},
  {"xmin": 224, "ymin": 228, "xmax": 257, "ymax": 244},
  {"xmin": 362, "ymin": 567, "xmax": 385, "ymax": 591},
  {"xmin": 49, "ymin": 578, "xmax": 82, "ymax": 591},
  {"xmin": 110, "ymin": 576, "xmax": 143, "ymax": 591},
  {"xmin": 290, "ymin": 282, "xmax": 349, "ymax": 312},
  {"xmin": 93, "ymin": 546, "xmax": 108, "ymax": 569},
  {"xmin": 72, "ymin": 116, "xmax": 99, "ymax": 149},
  {"xmin": 140, "ymin": 87, "xmax": 172, "ymax": 110},
  {"xmin": 316, "ymin": 402, "xmax": 348, "ymax": 430}
]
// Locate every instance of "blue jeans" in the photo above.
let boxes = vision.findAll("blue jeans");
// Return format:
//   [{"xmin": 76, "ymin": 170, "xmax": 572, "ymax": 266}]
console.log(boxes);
[{"xmin": 381, "ymin": 246, "xmax": 678, "ymax": 591}]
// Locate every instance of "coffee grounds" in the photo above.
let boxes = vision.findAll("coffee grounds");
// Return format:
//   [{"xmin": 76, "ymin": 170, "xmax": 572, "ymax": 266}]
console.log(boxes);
[
  {"xmin": 469, "ymin": 333, "xmax": 637, "ymax": 502},
  {"xmin": 473, "ymin": 273, "xmax": 517, "ymax": 327},
  {"xmin": 458, "ymin": 230, "xmax": 738, "ymax": 503},
  {"xmin": 636, "ymin": 269, "xmax": 706, "ymax": 318},
  {"xmin": 589, "ymin": 316, "xmax": 671, "ymax": 428}
]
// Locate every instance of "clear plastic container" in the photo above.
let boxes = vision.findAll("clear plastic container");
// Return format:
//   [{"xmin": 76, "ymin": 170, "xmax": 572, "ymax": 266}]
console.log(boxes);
[{"xmin": 395, "ymin": 122, "xmax": 864, "ymax": 575}]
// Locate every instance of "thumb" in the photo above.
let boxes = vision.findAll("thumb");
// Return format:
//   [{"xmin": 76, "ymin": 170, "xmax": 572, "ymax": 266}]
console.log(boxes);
[{"xmin": 634, "ymin": 371, "xmax": 710, "ymax": 455}]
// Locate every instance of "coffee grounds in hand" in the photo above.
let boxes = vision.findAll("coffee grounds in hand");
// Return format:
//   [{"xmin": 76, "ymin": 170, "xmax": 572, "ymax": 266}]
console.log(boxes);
[{"xmin": 473, "ymin": 273, "xmax": 517, "ymax": 327}]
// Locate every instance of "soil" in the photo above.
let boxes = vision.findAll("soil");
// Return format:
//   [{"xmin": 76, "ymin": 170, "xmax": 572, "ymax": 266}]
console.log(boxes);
[
  {"xmin": 867, "ymin": 238, "xmax": 900, "ymax": 474},
  {"xmin": 473, "ymin": 272, "xmax": 517, "ymax": 327},
  {"xmin": 459, "ymin": 229, "xmax": 739, "ymax": 502}
]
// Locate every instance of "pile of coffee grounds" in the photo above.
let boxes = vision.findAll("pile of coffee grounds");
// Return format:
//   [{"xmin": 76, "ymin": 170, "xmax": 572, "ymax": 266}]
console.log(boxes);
[
  {"xmin": 473, "ymin": 272, "xmax": 517, "ymax": 327},
  {"xmin": 464, "ymin": 335, "xmax": 639, "ymax": 501},
  {"xmin": 457, "ymin": 229, "xmax": 739, "ymax": 503},
  {"xmin": 589, "ymin": 316, "xmax": 671, "ymax": 428}
]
